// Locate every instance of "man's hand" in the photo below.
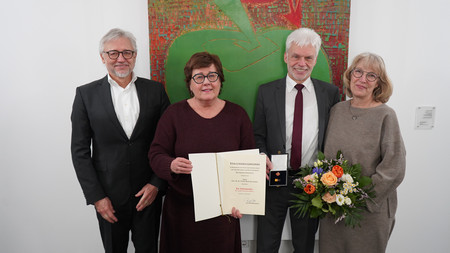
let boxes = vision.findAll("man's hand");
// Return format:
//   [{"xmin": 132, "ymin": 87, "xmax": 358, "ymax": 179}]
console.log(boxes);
[
  {"xmin": 265, "ymin": 155, "xmax": 273, "ymax": 180},
  {"xmin": 135, "ymin": 183, "xmax": 158, "ymax": 211},
  {"xmin": 94, "ymin": 197, "xmax": 118, "ymax": 223}
]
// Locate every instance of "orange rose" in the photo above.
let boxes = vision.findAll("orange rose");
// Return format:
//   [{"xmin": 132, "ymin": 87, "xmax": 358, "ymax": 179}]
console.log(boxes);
[
  {"xmin": 322, "ymin": 192, "xmax": 337, "ymax": 203},
  {"xmin": 332, "ymin": 165, "xmax": 344, "ymax": 178},
  {"xmin": 321, "ymin": 171, "xmax": 338, "ymax": 186},
  {"xmin": 304, "ymin": 184, "xmax": 316, "ymax": 194}
]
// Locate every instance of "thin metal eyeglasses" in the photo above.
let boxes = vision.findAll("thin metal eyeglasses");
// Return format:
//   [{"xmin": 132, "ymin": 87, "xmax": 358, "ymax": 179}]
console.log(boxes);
[
  {"xmin": 103, "ymin": 50, "xmax": 135, "ymax": 60},
  {"xmin": 192, "ymin": 72, "xmax": 219, "ymax": 84},
  {"xmin": 351, "ymin": 68, "xmax": 379, "ymax": 82}
]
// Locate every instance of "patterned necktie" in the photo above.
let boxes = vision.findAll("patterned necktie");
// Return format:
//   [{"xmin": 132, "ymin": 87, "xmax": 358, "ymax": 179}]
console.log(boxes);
[{"xmin": 290, "ymin": 84, "xmax": 304, "ymax": 170}]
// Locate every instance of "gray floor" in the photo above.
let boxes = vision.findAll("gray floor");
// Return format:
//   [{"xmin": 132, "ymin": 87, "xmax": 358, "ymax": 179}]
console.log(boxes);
[{"xmin": 241, "ymin": 240, "xmax": 319, "ymax": 253}]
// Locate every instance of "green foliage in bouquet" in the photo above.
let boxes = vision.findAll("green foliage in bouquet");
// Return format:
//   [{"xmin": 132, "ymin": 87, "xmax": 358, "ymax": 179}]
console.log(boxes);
[{"xmin": 291, "ymin": 151, "xmax": 376, "ymax": 228}]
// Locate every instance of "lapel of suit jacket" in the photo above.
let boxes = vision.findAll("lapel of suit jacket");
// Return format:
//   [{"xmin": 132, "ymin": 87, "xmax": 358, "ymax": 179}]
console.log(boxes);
[
  {"xmin": 275, "ymin": 79, "xmax": 287, "ymax": 144},
  {"xmin": 129, "ymin": 78, "xmax": 145, "ymax": 141},
  {"xmin": 312, "ymin": 78, "xmax": 326, "ymax": 149},
  {"xmin": 97, "ymin": 75, "xmax": 129, "ymax": 140}
]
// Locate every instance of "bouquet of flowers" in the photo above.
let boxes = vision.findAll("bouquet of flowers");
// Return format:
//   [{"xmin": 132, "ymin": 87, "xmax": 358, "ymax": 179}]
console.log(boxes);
[{"xmin": 291, "ymin": 151, "xmax": 375, "ymax": 228}]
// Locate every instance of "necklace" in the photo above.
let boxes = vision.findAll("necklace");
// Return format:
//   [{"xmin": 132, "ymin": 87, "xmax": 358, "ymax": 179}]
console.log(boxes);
[
  {"xmin": 348, "ymin": 101, "xmax": 360, "ymax": 120},
  {"xmin": 348, "ymin": 100, "xmax": 382, "ymax": 120},
  {"xmin": 349, "ymin": 106, "xmax": 358, "ymax": 120}
]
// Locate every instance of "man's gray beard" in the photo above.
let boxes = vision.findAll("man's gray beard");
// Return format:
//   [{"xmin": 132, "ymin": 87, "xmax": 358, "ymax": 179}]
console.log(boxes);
[{"xmin": 114, "ymin": 70, "xmax": 132, "ymax": 78}]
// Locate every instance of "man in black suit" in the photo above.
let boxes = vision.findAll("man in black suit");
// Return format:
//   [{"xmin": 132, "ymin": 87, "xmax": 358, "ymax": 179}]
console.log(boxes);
[
  {"xmin": 71, "ymin": 28, "xmax": 170, "ymax": 253},
  {"xmin": 254, "ymin": 28, "xmax": 340, "ymax": 253}
]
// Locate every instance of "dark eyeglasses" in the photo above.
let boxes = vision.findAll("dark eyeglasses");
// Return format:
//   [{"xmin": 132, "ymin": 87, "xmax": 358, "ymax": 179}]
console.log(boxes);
[
  {"xmin": 351, "ymin": 68, "xmax": 379, "ymax": 82},
  {"xmin": 192, "ymin": 72, "xmax": 219, "ymax": 84},
  {"xmin": 103, "ymin": 50, "xmax": 135, "ymax": 60}
]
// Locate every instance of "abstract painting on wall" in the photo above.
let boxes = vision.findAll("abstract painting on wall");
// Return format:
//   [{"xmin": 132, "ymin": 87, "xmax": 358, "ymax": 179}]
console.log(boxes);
[{"xmin": 149, "ymin": 0, "xmax": 350, "ymax": 118}]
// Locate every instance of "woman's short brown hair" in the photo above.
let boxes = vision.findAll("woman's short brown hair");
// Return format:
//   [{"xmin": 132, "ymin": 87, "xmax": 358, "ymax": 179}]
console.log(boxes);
[
  {"xmin": 184, "ymin": 52, "xmax": 225, "ymax": 97},
  {"xmin": 343, "ymin": 52, "xmax": 393, "ymax": 103}
]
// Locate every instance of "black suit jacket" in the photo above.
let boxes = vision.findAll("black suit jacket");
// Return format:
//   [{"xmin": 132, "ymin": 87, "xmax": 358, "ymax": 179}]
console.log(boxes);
[
  {"xmin": 71, "ymin": 75, "xmax": 170, "ymax": 206},
  {"xmin": 253, "ymin": 77, "xmax": 340, "ymax": 157}
]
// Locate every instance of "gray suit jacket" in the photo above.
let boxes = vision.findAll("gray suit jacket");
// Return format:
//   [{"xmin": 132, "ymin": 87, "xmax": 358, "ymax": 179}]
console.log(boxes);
[
  {"xmin": 253, "ymin": 77, "xmax": 340, "ymax": 157},
  {"xmin": 71, "ymin": 75, "xmax": 170, "ymax": 206}
]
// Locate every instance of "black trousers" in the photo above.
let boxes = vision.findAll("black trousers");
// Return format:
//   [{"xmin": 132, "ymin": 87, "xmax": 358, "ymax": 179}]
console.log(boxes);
[
  {"xmin": 96, "ymin": 195, "xmax": 162, "ymax": 253},
  {"xmin": 257, "ymin": 176, "xmax": 318, "ymax": 253}
]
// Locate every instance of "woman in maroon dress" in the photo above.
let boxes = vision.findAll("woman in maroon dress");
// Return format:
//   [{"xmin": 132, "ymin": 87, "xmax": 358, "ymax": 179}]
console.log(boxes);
[{"xmin": 149, "ymin": 52, "xmax": 255, "ymax": 253}]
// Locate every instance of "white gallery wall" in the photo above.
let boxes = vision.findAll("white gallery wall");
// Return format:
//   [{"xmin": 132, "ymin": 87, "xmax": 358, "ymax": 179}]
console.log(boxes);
[{"xmin": 1, "ymin": 0, "xmax": 449, "ymax": 252}]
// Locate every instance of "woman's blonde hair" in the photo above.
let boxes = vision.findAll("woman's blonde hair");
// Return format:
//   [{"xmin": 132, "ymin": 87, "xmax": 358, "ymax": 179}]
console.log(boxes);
[{"xmin": 343, "ymin": 52, "xmax": 393, "ymax": 103}]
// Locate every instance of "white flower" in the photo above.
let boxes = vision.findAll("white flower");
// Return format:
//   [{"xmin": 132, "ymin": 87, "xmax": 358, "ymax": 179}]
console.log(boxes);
[
  {"xmin": 311, "ymin": 173, "xmax": 319, "ymax": 181},
  {"xmin": 344, "ymin": 197, "xmax": 352, "ymax": 205},
  {"xmin": 343, "ymin": 183, "xmax": 352, "ymax": 193},
  {"xmin": 314, "ymin": 160, "xmax": 323, "ymax": 167},
  {"xmin": 336, "ymin": 194, "xmax": 345, "ymax": 206},
  {"xmin": 341, "ymin": 173, "xmax": 354, "ymax": 183},
  {"xmin": 342, "ymin": 188, "xmax": 349, "ymax": 195}
]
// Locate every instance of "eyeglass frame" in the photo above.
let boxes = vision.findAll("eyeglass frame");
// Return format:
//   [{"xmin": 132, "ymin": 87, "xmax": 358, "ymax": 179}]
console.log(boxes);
[
  {"xmin": 191, "ymin": 72, "xmax": 220, "ymax": 84},
  {"xmin": 351, "ymin": 68, "xmax": 379, "ymax": 82},
  {"xmin": 102, "ymin": 50, "xmax": 135, "ymax": 60}
]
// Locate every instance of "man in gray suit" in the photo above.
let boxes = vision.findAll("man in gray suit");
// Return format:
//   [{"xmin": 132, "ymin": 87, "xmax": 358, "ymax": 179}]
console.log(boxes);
[
  {"xmin": 254, "ymin": 28, "xmax": 340, "ymax": 253},
  {"xmin": 71, "ymin": 28, "xmax": 170, "ymax": 252}
]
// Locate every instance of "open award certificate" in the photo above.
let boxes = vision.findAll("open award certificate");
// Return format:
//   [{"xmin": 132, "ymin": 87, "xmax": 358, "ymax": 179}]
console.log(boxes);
[{"xmin": 189, "ymin": 149, "xmax": 266, "ymax": 222}]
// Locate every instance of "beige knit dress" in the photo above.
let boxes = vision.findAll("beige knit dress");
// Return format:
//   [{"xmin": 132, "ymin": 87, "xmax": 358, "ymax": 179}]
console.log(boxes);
[{"xmin": 318, "ymin": 100, "xmax": 406, "ymax": 253}]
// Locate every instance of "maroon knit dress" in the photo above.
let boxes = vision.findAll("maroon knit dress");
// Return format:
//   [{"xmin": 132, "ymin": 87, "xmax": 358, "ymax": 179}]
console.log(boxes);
[{"xmin": 149, "ymin": 100, "xmax": 255, "ymax": 253}]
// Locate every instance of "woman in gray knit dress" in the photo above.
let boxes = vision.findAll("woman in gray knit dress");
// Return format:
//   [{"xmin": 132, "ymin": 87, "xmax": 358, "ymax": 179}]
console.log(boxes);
[{"xmin": 319, "ymin": 53, "xmax": 406, "ymax": 253}]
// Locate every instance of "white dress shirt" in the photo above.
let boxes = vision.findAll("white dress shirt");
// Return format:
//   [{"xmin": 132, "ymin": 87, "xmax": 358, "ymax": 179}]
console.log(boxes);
[
  {"xmin": 285, "ymin": 76, "xmax": 319, "ymax": 167},
  {"xmin": 108, "ymin": 73, "xmax": 140, "ymax": 139}
]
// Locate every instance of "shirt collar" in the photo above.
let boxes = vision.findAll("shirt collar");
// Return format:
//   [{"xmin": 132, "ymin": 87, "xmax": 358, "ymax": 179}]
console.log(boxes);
[
  {"xmin": 286, "ymin": 75, "xmax": 313, "ymax": 93},
  {"xmin": 107, "ymin": 72, "xmax": 137, "ymax": 90}
]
